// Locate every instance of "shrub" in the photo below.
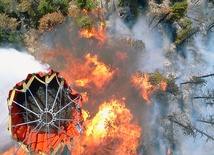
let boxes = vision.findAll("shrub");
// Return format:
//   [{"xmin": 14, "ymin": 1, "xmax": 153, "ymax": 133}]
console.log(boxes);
[
  {"xmin": 149, "ymin": 71, "xmax": 168, "ymax": 85},
  {"xmin": 0, "ymin": 28, "xmax": 5, "ymax": 41},
  {"xmin": 53, "ymin": 0, "xmax": 69, "ymax": 15},
  {"xmin": 68, "ymin": 6, "xmax": 80, "ymax": 18},
  {"xmin": 8, "ymin": 32, "xmax": 23, "ymax": 43},
  {"xmin": 175, "ymin": 27, "xmax": 192, "ymax": 45},
  {"xmin": 0, "ymin": 0, "xmax": 12, "ymax": 14},
  {"xmin": 37, "ymin": 0, "xmax": 56, "ymax": 16},
  {"xmin": 0, "ymin": 13, "xmax": 19, "ymax": 31},
  {"xmin": 167, "ymin": 2, "xmax": 188, "ymax": 21},
  {"xmin": 75, "ymin": 0, "xmax": 97, "ymax": 11},
  {"xmin": 17, "ymin": 0, "xmax": 33, "ymax": 13},
  {"xmin": 75, "ymin": 15, "xmax": 93, "ymax": 30},
  {"xmin": 38, "ymin": 12, "xmax": 65, "ymax": 31}
]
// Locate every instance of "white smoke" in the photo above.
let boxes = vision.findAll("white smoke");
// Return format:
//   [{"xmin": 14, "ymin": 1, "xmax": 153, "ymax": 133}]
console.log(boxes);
[
  {"xmin": 0, "ymin": 48, "xmax": 49, "ymax": 152},
  {"xmin": 127, "ymin": 6, "xmax": 214, "ymax": 155},
  {"xmin": 107, "ymin": 14, "xmax": 132, "ymax": 37},
  {"xmin": 132, "ymin": 16, "xmax": 169, "ymax": 72}
]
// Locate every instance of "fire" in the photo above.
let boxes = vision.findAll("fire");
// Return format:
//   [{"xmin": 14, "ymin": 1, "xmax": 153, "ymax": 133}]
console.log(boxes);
[
  {"xmin": 74, "ymin": 53, "xmax": 115, "ymax": 88},
  {"xmin": 82, "ymin": 9, "xmax": 89, "ymax": 14},
  {"xmin": 131, "ymin": 73, "xmax": 154, "ymax": 104},
  {"xmin": 79, "ymin": 22, "xmax": 106, "ymax": 44},
  {"xmin": 79, "ymin": 29, "xmax": 93, "ymax": 38},
  {"xmin": 167, "ymin": 148, "xmax": 171, "ymax": 155},
  {"xmin": 82, "ymin": 110, "xmax": 90, "ymax": 121},
  {"xmin": 160, "ymin": 81, "xmax": 167, "ymax": 91},
  {"xmin": 75, "ymin": 78, "xmax": 89, "ymax": 87},
  {"xmin": 81, "ymin": 92, "xmax": 89, "ymax": 103},
  {"xmin": 41, "ymin": 47, "xmax": 115, "ymax": 90},
  {"xmin": 72, "ymin": 99, "xmax": 141, "ymax": 154},
  {"xmin": 131, "ymin": 72, "xmax": 167, "ymax": 104}
]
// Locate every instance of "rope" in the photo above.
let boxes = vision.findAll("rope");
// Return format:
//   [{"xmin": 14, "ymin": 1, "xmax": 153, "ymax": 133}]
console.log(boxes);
[{"xmin": 0, "ymin": 115, "xmax": 8, "ymax": 128}]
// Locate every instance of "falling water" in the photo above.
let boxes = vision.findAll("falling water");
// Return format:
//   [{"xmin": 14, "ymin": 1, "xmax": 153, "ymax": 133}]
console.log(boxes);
[{"xmin": 0, "ymin": 48, "xmax": 48, "ymax": 153}]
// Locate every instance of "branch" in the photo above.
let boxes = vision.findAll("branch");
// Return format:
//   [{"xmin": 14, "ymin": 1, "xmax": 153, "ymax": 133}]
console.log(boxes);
[
  {"xmin": 168, "ymin": 116, "xmax": 214, "ymax": 141},
  {"xmin": 194, "ymin": 127, "xmax": 214, "ymax": 141}
]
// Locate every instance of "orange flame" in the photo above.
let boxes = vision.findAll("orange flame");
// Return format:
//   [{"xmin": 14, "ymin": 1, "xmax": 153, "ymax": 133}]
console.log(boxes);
[
  {"xmin": 160, "ymin": 81, "xmax": 167, "ymax": 91},
  {"xmin": 42, "ymin": 47, "xmax": 115, "ymax": 90},
  {"xmin": 81, "ymin": 92, "xmax": 89, "ymax": 103},
  {"xmin": 79, "ymin": 22, "xmax": 106, "ymax": 44},
  {"xmin": 82, "ymin": 9, "xmax": 89, "ymax": 14},
  {"xmin": 74, "ymin": 53, "xmax": 115, "ymax": 88},
  {"xmin": 72, "ymin": 99, "xmax": 141, "ymax": 154},
  {"xmin": 131, "ymin": 73, "xmax": 154, "ymax": 104},
  {"xmin": 131, "ymin": 72, "xmax": 167, "ymax": 104},
  {"xmin": 167, "ymin": 148, "xmax": 171, "ymax": 155}
]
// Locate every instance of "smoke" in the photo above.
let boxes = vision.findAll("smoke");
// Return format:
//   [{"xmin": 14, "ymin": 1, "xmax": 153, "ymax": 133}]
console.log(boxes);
[
  {"xmin": 133, "ymin": 16, "xmax": 170, "ymax": 72},
  {"xmin": 107, "ymin": 14, "xmax": 132, "ymax": 37},
  {"xmin": 1, "ymin": 2, "xmax": 213, "ymax": 154},
  {"xmin": 0, "ymin": 48, "xmax": 48, "ymax": 153}
]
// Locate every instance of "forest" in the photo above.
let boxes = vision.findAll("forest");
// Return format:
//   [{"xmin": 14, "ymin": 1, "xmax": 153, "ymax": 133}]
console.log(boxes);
[{"xmin": 0, "ymin": 0, "xmax": 214, "ymax": 155}]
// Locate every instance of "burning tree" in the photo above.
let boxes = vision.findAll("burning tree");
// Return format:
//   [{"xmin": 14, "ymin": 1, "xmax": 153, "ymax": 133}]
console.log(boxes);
[{"xmin": 131, "ymin": 70, "xmax": 178, "ymax": 104}]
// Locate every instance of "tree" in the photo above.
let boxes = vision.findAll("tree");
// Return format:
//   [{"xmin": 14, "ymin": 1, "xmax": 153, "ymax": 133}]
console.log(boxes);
[
  {"xmin": 38, "ymin": 11, "xmax": 65, "ymax": 31},
  {"xmin": 167, "ymin": 2, "xmax": 188, "ymax": 21},
  {"xmin": 53, "ymin": 0, "xmax": 69, "ymax": 15},
  {"xmin": 168, "ymin": 112, "xmax": 214, "ymax": 141},
  {"xmin": 75, "ymin": 0, "xmax": 98, "ymax": 11},
  {"xmin": 37, "ymin": 0, "xmax": 57, "ymax": 16},
  {"xmin": 75, "ymin": 15, "xmax": 93, "ymax": 30},
  {"xmin": 0, "ymin": 0, "xmax": 12, "ymax": 14},
  {"xmin": 0, "ymin": 13, "xmax": 24, "ymax": 46},
  {"xmin": 149, "ymin": 71, "xmax": 179, "ymax": 95}
]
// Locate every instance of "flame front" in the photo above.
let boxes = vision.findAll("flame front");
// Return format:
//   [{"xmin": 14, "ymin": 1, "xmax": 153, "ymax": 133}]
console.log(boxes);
[
  {"xmin": 72, "ymin": 99, "xmax": 141, "ymax": 154},
  {"xmin": 131, "ymin": 73, "xmax": 154, "ymax": 104},
  {"xmin": 74, "ymin": 53, "xmax": 115, "ymax": 88},
  {"xmin": 79, "ymin": 22, "xmax": 106, "ymax": 44},
  {"xmin": 131, "ymin": 72, "xmax": 167, "ymax": 104}
]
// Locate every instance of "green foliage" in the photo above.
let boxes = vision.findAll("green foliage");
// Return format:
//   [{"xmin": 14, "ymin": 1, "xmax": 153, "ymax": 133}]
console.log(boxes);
[
  {"xmin": 38, "ymin": 0, "xmax": 56, "ymax": 16},
  {"xmin": 175, "ymin": 26, "xmax": 191, "ymax": 45},
  {"xmin": 75, "ymin": 0, "xmax": 97, "ymax": 11},
  {"xmin": 0, "ymin": 0, "xmax": 70, "ymax": 46},
  {"xmin": 0, "ymin": 0, "xmax": 12, "ymax": 14},
  {"xmin": 17, "ymin": 0, "xmax": 39, "ymax": 28},
  {"xmin": 76, "ymin": 15, "xmax": 93, "ymax": 30},
  {"xmin": 119, "ymin": 0, "xmax": 139, "ymax": 16},
  {"xmin": 174, "ymin": 18, "xmax": 193, "ymax": 45},
  {"xmin": 149, "ymin": 71, "xmax": 179, "ymax": 95},
  {"xmin": 183, "ymin": 19, "xmax": 192, "ymax": 27},
  {"xmin": 8, "ymin": 32, "xmax": 23, "ymax": 43},
  {"xmin": 17, "ymin": 0, "xmax": 69, "ymax": 29},
  {"xmin": 53, "ymin": 0, "xmax": 69, "ymax": 15},
  {"xmin": 0, "ymin": 13, "xmax": 18, "ymax": 31},
  {"xmin": 130, "ymin": 0, "xmax": 139, "ymax": 16},
  {"xmin": 149, "ymin": 71, "xmax": 168, "ymax": 85},
  {"xmin": 0, "ymin": 13, "xmax": 24, "ymax": 46},
  {"xmin": 0, "ymin": 28, "xmax": 5, "ymax": 41},
  {"xmin": 167, "ymin": 2, "xmax": 188, "ymax": 21},
  {"xmin": 17, "ymin": 0, "xmax": 33, "ymax": 13}
]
